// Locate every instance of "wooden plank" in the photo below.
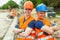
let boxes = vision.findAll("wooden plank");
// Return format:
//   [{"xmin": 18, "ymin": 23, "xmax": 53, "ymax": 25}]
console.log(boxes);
[
  {"xmin": 0, "ymin": 13, "xmax": 12, "ymax": 40},
  {"xmin": 3, "ymin": 17, "xmax": 18, "ymax": 40}
]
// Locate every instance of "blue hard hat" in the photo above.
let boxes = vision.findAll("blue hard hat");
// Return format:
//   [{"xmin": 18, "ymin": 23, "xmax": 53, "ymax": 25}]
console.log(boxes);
[{"xmin": 36, "ymin": 3, "xmax": 47, "ymax": 12}]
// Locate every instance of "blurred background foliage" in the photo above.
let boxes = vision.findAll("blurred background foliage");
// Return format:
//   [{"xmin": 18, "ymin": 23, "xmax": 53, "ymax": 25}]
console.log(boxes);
[
  {"xmin": 0, "ymin": 0, "xmax": 19, "ymax": 9},
  {"xmin": 0, "ymin": 0, "xmax": 60, "ymax": 15}
]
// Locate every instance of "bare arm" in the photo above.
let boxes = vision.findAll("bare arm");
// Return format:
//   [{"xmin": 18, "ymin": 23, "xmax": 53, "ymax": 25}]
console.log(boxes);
[
  {"xmin": 13, "ymin": 28, "xmax": 24, "ymax": 34},
  {"xmin": 41, "ymin": 25, "xmax": 54, "ymax": 34},
  {"xmin": 19, "ymin": 27, "xmax": 33, "ymax": 37}
]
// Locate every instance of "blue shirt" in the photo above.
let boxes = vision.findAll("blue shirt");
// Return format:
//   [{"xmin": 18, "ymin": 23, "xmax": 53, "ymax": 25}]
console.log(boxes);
[
  {"xmin": 28, "ymin": 20, "xmax": 35, "ymax": 28},
  {"xmin": 35, "ymin": 20, "xmax": 50, "ymax": 35},
  {"xmin": 15, "ymin": 20, "xmax": 35, "ymax": 29},
  {"xmin": 15, "ymin": 24, "xmax": 19, "ymax": 28},
  {"xmin": 35, "ymin": 20, "xmax": 44, "ymax": 29}
]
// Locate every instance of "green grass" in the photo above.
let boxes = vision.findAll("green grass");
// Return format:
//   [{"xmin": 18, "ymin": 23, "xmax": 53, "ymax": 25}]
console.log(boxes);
[{"xmin": 56, "ymin": 12, "xmax": 60, "ymax": 16}]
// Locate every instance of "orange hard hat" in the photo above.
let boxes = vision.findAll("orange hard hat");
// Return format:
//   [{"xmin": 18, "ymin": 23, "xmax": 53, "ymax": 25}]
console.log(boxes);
[{"xmin": 24, "ymin": 1, "xmax": 34, "ymax": 10}]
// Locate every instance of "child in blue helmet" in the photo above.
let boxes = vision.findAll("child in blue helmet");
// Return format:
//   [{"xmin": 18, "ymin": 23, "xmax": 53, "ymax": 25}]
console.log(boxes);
[{"xmin": 35, "ymin": 3, "xmax": 59, "ymax": 40}]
